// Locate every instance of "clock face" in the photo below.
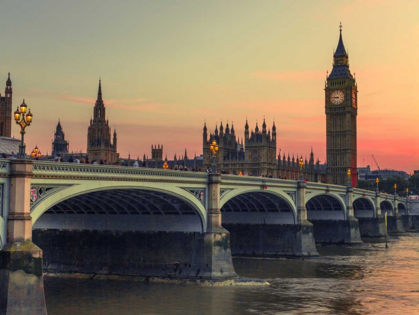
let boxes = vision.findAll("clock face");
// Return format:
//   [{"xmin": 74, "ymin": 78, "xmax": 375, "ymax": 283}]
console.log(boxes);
[{"xmin": 330, "ymin": 90, "xmax": 345, "ymax": 105}]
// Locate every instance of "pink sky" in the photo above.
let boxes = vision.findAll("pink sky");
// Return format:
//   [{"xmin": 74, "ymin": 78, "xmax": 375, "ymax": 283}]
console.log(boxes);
[{"xmin": 2, "ymin": 1, "xmax": 418, "ymax": 173}]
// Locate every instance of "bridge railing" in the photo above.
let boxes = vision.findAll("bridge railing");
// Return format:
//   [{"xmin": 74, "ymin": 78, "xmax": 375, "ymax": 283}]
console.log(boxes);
[
  {"xmin": 32, "ymin": 161, "xmax": 208, "ymax": 181},
  {"xmin": 0, "ymin": 159, "xmax": 10, "ymax": 176},
  {"xmin": 220, "ymin": 174, "xmax": 298, "ymax": 187}
]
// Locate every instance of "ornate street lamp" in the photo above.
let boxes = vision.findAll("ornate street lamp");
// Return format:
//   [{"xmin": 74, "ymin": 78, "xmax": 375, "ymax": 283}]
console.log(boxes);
[
  {"xmin": 209, "ymin": 140, "xmax": 219, "ymax": 173},
  {"xmin": 298, "ymin": 156, "xmax": 304, "ymax": 181},
  {"xmin": 31, "ymin": 146, "xmax": 41, "ymax": 159},
  {"xmin": 375, "ymin": 177, "xmax": 379, "ymax": 193},
  {"xmin": 394, "ymin": 183, "xmax": 397, "ymax": 195},
  {"xmin": 162, "ymin": 161, "xmax": 169, "ymax": 169},
  {"xmin": 406, "ymin": 187, "xmax": 409, "ymax": 197},
  {"xmin": 14, "ymin": 100, "xmax": 33, "ymax": 159},
  {"xmin": 347, "ymin": 168, "xmax": 352, "ymax": 187}
]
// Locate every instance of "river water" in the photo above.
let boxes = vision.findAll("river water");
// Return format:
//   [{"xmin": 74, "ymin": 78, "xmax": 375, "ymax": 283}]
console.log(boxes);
[{"xmin": 44, "ymin": 233, "xmax": 419, "ymax": 314}]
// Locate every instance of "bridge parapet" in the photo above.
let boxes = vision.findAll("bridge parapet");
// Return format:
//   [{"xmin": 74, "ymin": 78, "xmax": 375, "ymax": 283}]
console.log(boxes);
[
  {"xmin": 220, "ymin": 174, "xmax": 298, "ymax": 188},
  {"xmin": 0, "ymin": 159, "xmax": 10, "ymax": 176},
  {"xmin": 32, "ymin": 161, "xmax": 208, "ymax": 182}
]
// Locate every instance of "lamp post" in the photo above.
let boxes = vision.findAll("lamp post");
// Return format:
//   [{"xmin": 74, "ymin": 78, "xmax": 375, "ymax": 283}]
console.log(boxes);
[
  {"xmin": 406, "ymin": 187, "xmax": 409, "ymax": 214},
  {"xmin": 394, "ymin": 183, "xmax": 397, "ymax": 196},
  {"xmin": 347, "ymin": 168, "xmax": 352, "ymax": 187},
  {"xmin": 14, "ymin": 100, "xmax": 33, "ymax": 159},
  {"xmin": 31, "ymin": 145, "xmax": 41, "ymax": 160},
  {"xmin": 162, "ymin": 161, "xmax": 169, "ymax": 169},
  {"xmin": 376, "ymin": 177, "xmax": 379, "ymax": 193},
  {"xmin": 298, "ymin": 156, "xmax": 304, "ymax": 181},
  {"xmin": 209, "ymin": 140, "xmax": 219, "ymax": 173}
]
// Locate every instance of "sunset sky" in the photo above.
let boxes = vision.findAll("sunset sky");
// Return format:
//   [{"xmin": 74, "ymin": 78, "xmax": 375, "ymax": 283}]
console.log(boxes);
[{"xmin": 1, "ymin": 0, "xmax": 417, "ymax": 172}]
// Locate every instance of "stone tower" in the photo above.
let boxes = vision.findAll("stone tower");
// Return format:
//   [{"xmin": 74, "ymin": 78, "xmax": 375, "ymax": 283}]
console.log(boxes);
[
  {"xmin": 0, "ymin": 73, "xmax": 13, "ymax": 137},
  {"xmin": 325, "ymin": 25, "xmax": 358, "ymax": 186},
  {"xmin": 244, "ymin": 118, "xmax": 277, "ymax": 176},
  {"xmin": 87, "ymin": 79, "xmax": 119, "ymax": 164},
  {"xmin": 52, "ymin": 120, "xmax": 69, "ymax": 157},
  {"xmin": 151, "ymin": 144, "xmax": 163, "ymax": 161}
]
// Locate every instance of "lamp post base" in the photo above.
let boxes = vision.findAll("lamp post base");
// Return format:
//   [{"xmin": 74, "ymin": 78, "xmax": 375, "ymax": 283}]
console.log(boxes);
[
  {"xmin": 18, "ymin": 133, "xmax": 26, "ymax": 159},
  {"xmin": 211, "ymin": 156, "xmax": 217, "ymax": 173}
]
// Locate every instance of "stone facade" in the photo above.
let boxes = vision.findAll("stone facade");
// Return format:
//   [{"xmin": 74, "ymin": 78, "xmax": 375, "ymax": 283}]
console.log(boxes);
[
  {"xmin": 202, "ymin": 119, "xmax": 323, "ymax": 180},
  {"xmin": 325, "ymin": 26, "xmax": 358, "ymax": 186},
  {"xmin": 87, "ymin": 80, "xmax": 119, "ymax": 163},
  {"xmin": 0, "ymin": 73, "xmax": 12, "ymax": 137},
  {"xmin": 203, "ymin": 119, "xmax": 277, "ymax": 176},
  {"xmin": 51, "ymin": 120, "xmax": 69, "ymax": 158},
  {"xmin": 151, "ymin": 144, "xmax": 163, "ymax": 161}
]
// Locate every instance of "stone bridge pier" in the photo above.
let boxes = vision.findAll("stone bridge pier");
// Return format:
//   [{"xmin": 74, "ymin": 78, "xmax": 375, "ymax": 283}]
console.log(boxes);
[
  {"xmin": 307, "ymin": 185, "xmax": 362, "ymax": 244},
  {"xmin": 0, "ymin": 160, "xmax": 47, "ymax": 314},
  {"xmin": 356, "ymin": 189, "xmax": 406, "ymax": 237}
]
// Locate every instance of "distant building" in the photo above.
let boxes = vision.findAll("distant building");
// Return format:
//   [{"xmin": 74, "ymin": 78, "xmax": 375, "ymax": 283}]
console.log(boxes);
[
  {"xmin": 358, "ymin": 166, "xmax": 410, "ymax": 181},
  {"xmin": 87, "ymin": 80, "xmax": 119, "ymax": 164},
  {"xmin": 357, "ymin": 166, "xmax": 371, "ymax": 180},
  {"xmin": 151, "ymin": 144, "xmax": 163, "ymax": 162},
  {"xmin": 202, "ymin": 119, "xmax": 278, "ymax": 176},
  {"xmin": 51, "ymin": 120, "xmax": 69, "ymax": 158},
  {"xmin": 0, "ymin": 73, "xmax": 12, "ymax": 137}
]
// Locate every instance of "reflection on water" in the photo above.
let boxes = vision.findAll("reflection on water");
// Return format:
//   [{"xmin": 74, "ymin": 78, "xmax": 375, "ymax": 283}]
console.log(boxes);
[{"xmin": 45, "ymin": 234, "xmax": 419, "ymax": 315}]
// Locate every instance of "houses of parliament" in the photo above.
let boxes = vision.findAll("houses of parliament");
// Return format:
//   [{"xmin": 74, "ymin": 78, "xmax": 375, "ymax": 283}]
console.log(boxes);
[{"xmin": 0, "ymin": 26, "xmax": 357, "ymax": 186}]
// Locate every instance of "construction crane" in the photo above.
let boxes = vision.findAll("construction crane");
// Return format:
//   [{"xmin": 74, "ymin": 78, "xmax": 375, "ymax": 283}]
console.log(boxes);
[{"xmin": 371, "ymin": 155, "xmax": 381, "ymax": 172}]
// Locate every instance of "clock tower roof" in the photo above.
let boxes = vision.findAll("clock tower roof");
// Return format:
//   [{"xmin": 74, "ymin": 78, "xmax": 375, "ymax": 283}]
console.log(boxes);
[
  {"xmin": 328, "ymin": 65, "xmax": 353, "ymax": 80},
  {"xmin": 334, "ymin": 24, "xmax": 348, "ymax": 58},
  {"xmin": 328, "ymin": 24, "xmax": 353, "ymax": 80}
]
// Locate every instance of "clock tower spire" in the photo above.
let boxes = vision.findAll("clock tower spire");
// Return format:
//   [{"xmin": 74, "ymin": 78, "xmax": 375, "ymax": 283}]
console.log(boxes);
[{"xmin": 325, "ymin": 24, "xmax": 358, "ymax": 186}]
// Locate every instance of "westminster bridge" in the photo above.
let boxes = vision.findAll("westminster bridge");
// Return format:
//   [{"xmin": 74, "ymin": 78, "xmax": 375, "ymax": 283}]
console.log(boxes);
[{"xmin": 1, "ymin": 159, "xmax": 417, "ymax": 313}]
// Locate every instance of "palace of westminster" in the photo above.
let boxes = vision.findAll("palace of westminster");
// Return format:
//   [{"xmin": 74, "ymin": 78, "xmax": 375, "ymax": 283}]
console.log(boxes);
[{"xmin": 0, "ymin": 27, "xmax": 357, "ymax": 186}]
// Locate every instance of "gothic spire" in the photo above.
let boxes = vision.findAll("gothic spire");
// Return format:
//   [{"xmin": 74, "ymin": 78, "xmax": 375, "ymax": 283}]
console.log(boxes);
[
  {"xmin": 334, "ymin": 22, "xmax": 348, "ymax": 57},
  {"xmin": 6, "ymin": 72, "xmax": 11, "ymax": 86},
  {"xmin": 97, "ymin": 78, "xmax": 103, "ymax": 103}
]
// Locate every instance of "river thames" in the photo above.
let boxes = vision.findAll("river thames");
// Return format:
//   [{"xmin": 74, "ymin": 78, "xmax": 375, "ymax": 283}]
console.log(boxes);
[{"xmin": 44, "ymin": 233, "xmax": 419, "ymax": 314}]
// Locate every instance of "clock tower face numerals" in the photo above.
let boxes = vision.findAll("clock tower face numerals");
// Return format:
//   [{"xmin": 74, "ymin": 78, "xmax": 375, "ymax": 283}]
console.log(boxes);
[{"xmin": 330, "ymin": 90, "xmax": 345, "ymax": 105}]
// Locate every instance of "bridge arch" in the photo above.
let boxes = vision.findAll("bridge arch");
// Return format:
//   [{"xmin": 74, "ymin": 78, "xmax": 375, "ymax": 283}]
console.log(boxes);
[
  {"xmin": 398, "ymin": 203, "xmax": 406, "ymax": 215},
  {"xmin": 220, "ymin": 189, "xmax": 297, "ymax": 225},
  {"xmin": 380, "ymin": 200, "xmax": 394, "ymax": 216},
  {"xmin": 353, "ymin": 197, "xmax": 376, "ymax": 218},
  {"xmin": 31, "ymin": 183, "xmax": 207, "ymax": 233},
  {"xmin": 305, "ymin": 193, "xmax": 346, "ymax": 220}
]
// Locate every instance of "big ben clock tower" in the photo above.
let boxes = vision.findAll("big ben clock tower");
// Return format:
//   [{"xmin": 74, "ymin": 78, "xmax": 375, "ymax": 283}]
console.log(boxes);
[{"xmin": 325, "ymin": 24, "xmax": 358, "ymax": 186}]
